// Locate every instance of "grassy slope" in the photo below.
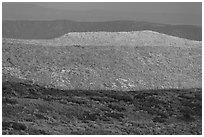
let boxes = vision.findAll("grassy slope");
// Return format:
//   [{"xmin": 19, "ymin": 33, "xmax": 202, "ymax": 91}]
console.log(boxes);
[
  {"xmin": 2, "ymin": 20, "xmax": 202, "ymax": 40},
  {"xmin": 2, "ymin": 75, "xmax": 202, "ymax": 135}
]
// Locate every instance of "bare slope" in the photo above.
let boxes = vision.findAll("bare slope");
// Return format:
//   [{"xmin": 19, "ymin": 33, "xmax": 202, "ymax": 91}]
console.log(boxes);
[
  {"xmin": 3, "ymin": 31, "xmax": 201, "ymax": 47},
  {"xmin": 3, "ymin": 31, "xmax": 202, "ymax": 91}
]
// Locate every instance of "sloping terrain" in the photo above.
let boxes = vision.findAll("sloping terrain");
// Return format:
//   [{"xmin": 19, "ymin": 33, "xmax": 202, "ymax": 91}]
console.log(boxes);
[
  {"xmin": 2, "ymin": 31, "xmax": 202, "ymax": 135},
  {"xmin": 2, "ymin": 20, "xmax": 202, "ymax": 40},
  {"xmin": 2, "ymin": 75, "xmax": 202, "ymax": 135},
  {"xmin": 2, "ymin": 31, "xmax": 202, "ymax": 91}
]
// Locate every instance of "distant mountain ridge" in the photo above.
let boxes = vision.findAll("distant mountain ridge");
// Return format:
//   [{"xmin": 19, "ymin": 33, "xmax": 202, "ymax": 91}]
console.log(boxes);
[
  {"xmin": 2, "ymin": 20, "xmax": 202, "ymax": 41},
  {"xmin": 3, "ymin": 31, "xmax": 201, "ymax": 48},
  {"xmin": 3, "ymin": 3, "xmax": 201, "ymax": 25}
]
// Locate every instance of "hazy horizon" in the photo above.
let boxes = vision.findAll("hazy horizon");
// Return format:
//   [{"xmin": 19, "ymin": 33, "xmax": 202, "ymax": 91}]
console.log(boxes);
[{"xmin": 2, "ymin": 2, "xmax": 202, "ymax": 26}]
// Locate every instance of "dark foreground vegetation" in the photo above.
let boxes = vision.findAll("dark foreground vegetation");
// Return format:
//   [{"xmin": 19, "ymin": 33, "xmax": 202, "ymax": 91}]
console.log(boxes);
[
  {"xmin": 3, "ymin": 20, "xmax": 201, "ymax": 40},
  {"xmin": 2, "ymin": 75, "xmax": 202, "ymax": 135}
]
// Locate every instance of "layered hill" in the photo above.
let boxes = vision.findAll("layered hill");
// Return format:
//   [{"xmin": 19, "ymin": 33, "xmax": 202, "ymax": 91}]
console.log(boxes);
[
  {"xmin": 3, "ymin": 31, "xmax": 202, "ymax": 91},
  {"xmin": 2, "ymin": 20, "xmax": 202, "ymax": 41}
]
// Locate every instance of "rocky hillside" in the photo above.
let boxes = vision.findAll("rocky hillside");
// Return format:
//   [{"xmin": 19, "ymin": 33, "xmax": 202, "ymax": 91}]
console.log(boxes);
[
  {"xmin": 2, "ymin": 30, "xmax": 202, "ymax": 135},
  {"xmin": 2, "ymin": 20, "xmax": 202, "ymax": 40},
  {"xmin": 2, "ymin": 31, "xmax": 202, "ymax": 91}
]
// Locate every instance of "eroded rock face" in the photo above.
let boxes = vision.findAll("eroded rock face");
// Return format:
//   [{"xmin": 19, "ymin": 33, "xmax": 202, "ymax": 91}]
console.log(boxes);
[{"xmin": 2, "ymin": 31, "xmax": 202, "ymax": 91}]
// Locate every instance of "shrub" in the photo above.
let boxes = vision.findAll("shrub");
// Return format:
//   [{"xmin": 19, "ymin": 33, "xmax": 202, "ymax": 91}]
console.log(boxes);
[
  {"xmin": 2, "ymin": 122, "xmax": 11, "ymax": 130},
  {"xmin": 152, "ymin": 116, "xmax": 166, "ymax": 123},
  {"xmin": 107, "ymin": 103, "xmax": 126, "ymax": 112},
  {"xmin": 2, "ymin": 97, "xmax": 18, "ymax": 105},
  {"xmin": 179, "ymin": 107, "xmax": 195, "ymax": 122},
  {"xmin": 104, "ymin": 112, "xmax": 124, "ymax": 121},
  {"xmin": 71, "ymin": 129, "xmax": 114, "ymax": 135},
  {"xmin": 3, "ymin": 121, "xmax": 27, "ymax": 130},
  {"xmin": 28, "ymin": 128, "xmax": 49, "ymax": 135},
  {"xmin": 80, "ymin": 111, "xmax": 100, "ymax": 121},
  {"xmin": 35, "ymin": 113, "xmax": 49, "ymax": 120},
  {"xmin": 12, "ymin": 122, "xmax": 27, "ymax": 130}
]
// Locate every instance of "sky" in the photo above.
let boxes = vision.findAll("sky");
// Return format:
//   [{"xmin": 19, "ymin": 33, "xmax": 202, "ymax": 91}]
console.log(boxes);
[
  {"xmin": 2, "ymin": 2, "xmax": 202, "ymax": 26},
  {"xmin": 35, "ymin": 2, "xmax": 201, "ymax": 13}
]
